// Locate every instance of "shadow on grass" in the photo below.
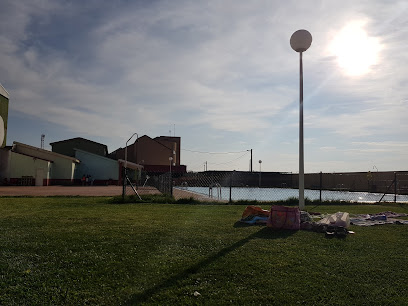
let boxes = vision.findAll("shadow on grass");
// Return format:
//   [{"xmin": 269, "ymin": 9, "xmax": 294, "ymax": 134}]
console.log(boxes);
[
  {"xmin": 125, "ymin": 226, "xmax": 294, "ymax": 304},
  {"xmin": 398, "ymin": 203, "xmax": 408, "ymax": 211}
]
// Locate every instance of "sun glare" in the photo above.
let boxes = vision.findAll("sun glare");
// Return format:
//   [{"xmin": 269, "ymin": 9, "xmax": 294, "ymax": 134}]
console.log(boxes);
[{"xmin": 329, "ymin": 21, "xmax": 381, "ymax": 76}]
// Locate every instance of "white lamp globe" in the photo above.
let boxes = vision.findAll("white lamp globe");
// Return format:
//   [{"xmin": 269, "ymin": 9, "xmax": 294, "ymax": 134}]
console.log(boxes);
[{"xmin": 290, "ymin": 30, "xmax": 312, "ymax": 52}]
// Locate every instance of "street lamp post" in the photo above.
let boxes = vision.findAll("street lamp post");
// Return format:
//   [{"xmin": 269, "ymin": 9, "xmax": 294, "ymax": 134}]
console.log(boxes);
[
  {"xmin": 123, "ymin": 133, "xmax": 138, "ymax": 199},
  {"xmin": 247, "ymin": 149, "xmax": 253, "ymax": 172},
  {"xmin": 169, "ymin": 156, "xmax": 173, "ymax": 175},
  {"xmin": 290, "ymin": 29, "xmax": 312, "ymax": 210},
  {"xmin": 125, "ymin": 133, "xmax": 139, "ymax": 170}
]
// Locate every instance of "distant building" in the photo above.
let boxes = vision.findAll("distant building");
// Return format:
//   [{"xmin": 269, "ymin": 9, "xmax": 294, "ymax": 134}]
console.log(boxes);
[
  {"xmin": 49, "ymin": 137, "xmax": 142, "ymax": 184},
  {"xmin": 73, "ymin": 148, "xmax": 142, "ymax": 185},
  {"xmin": 0, "ymin": 83, "xmax": 9, "ymax": 148},
  {"xmin": 50, "ymin": 137, "xmax": 108, "ymax": 157},
  {"xmin": 0, "ymin": 141, "xmax": 143, "ymax": 186},
  {"xmin": 0, "ymin": 142, "xmax": 79, "ymax": 186},
  {"xmin": 109, "ymin": 135, "xmax": 186, "ymax": 174}
]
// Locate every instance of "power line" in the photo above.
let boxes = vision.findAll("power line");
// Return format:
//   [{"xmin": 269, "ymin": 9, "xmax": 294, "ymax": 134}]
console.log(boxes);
[
  {"xmin": 182, "ymin": 148, "xmax": 248, "ymax": 154},
  {"xmin": 186, "ymin": 151, "xmax": 250, "ymax": 171},
  {"xmin": 210, "ymin": 152, "xmax": 250, "ymax": 166},
  {"xmin": 188, "ymin": 161, "xmax": 208, "ymax": 172}
]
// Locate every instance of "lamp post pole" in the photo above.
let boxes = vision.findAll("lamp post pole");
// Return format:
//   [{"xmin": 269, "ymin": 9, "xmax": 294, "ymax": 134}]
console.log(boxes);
[
  {"xmin": 290, "ymin": 29, "xmax": 312, "ymax": 210},
  {"xmin": 125, "ymin": 133, "xmax": 139, "ymax": 169},
  {"xmin": 123, "ymin": 132, "xmax": 138, "ymax": 200},
  {"xmin": 247, "ymin": 149, "xmax": 253, "ymax": 172},
  {"xmin": 299, "ymin": 50, "xmax": 305, "ymax": 210}
]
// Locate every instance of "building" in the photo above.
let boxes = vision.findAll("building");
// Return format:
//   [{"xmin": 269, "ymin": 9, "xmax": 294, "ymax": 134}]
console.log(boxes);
[
  {"xmin": 50, "ymin": 137, "xmax": 108, "ymax": 157},
  {"xmin": 0, "ymin": 83, "xmax": 9, "ymax": 148},
  {"xmin": 49, "ymin": 137, "xmax": 144, "ymax": 185},
  {"xmin": 0, "ymin": 142, "xmax": 79, "ymax": 186},
  {"xmin": 0, "ymin": 85, "xmax": 143, "ymax": 185},
  {"xmin": 73, "ymin": 148, "xmax": 142, "ymax": 185},
  {"xmin": 109, "ymin": 135, "xmax": 186, "ymax": 175},
  {"xmin": 0, "ymin": 141, "xmax": 144, "ymax": 186}
]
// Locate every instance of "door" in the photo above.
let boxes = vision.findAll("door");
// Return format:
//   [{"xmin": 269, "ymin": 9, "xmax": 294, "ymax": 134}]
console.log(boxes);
[{"xmin": 35, "ymin": 168, "xmax": 44, "ymax": 186}]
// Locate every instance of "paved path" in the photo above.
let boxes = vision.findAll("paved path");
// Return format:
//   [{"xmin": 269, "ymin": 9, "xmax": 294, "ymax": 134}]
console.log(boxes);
[
  {"xmin": 172, "ymin": 188, "xmax": 225, "ymax": 202},
  {"xmin": 0, "ymin": 186, "xmax": 160, "ymax": 197},
  {"xmin": 0, "ymin": 186, "xmax": 224, "ymax": 203}
]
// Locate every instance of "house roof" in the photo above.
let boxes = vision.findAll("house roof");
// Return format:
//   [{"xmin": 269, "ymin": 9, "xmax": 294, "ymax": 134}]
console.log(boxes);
[
  {"xmin": 12, "ymin": 150, "xmax": 54, "ymax": 163},
  {"xmin": 0, "ymin": 83, "xmax": 9, "ymax": 99},
  {"xmin": 50, "ymin": 137, "xmax": 108, "ymax": 149},
  {"xmin": 110, "ymin": 135, "xmax": 172, "ymax": 153},
  {"xmin": 13, "ymin": 142, "xmax": 80, "ymax": 163},
  {"xmin": 74, "ymin": 148, "xmax": 117, "ymax": 162},
  {"xmin": 109, "ymin": 135, "xmax": 176, "ymax": 156},
  {"xmin": 140, "ymin": 135, "xmax": 174, "ymax": 151}
]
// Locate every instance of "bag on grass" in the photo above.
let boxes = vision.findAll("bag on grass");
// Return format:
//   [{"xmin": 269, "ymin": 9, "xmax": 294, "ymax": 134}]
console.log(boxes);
[{"xmin": 267, "ymin": 206, "xmax": 300, "ymax": 230}]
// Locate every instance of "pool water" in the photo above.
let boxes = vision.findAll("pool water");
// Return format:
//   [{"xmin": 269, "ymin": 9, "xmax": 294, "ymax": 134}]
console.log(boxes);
[{"xmin": 177, "ymin": 186, "xmax": 408, "ymax": 203}]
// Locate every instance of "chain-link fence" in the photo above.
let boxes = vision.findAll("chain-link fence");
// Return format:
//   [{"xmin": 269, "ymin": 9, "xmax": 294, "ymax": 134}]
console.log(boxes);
[
  {"xmin": 122, "ymin": 168, "xmax": 173, "ymax": 198},
  {"xmin": 122, "ymin": 169, "xmax": 408, "ymax": 203}
]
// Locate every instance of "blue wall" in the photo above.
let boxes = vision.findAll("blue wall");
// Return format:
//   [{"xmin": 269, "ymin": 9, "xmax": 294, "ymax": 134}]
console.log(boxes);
[{"xmin": 75, "ymin": 149, "xmax": 118, "ymax": 181}]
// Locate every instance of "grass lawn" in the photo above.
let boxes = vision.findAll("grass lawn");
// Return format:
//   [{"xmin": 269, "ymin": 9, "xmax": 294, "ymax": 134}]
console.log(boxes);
[{"xmin": 1, "ymin": 197, "xmax": 408, "ymax": 305}]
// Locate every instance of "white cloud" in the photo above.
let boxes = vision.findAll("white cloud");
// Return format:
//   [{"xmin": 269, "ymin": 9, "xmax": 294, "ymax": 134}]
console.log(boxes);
[{"xmin": 1, "ymin": 0, "xmax": 408, "ymax": 171}]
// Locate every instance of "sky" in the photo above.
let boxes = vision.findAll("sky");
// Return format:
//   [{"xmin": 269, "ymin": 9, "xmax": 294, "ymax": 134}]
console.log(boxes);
[{"xmin": 1, "ymin": 0, "xmax": 407, "ymax": 173}]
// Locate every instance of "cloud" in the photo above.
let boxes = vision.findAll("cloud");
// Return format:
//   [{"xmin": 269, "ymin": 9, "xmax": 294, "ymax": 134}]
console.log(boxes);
[
  {"xmin": 352, "ymin": 141, "xmax": 408, "ymax": 147},
  {"xmin": 1, "ymin": 0, "xmax": 408, "ymax": 172}
]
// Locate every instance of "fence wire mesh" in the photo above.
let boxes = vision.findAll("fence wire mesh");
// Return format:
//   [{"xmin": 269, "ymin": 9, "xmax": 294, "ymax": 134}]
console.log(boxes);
[
  {"xmin": 122, "ymin": 168, "xmax": 168, "ymax": 198},
  {"xmin": 122, "ymin": 169, "xmax": 408, "ymax": 203}
]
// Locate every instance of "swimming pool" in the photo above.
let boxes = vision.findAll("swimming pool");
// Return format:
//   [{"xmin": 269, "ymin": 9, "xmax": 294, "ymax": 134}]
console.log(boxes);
[{"xmin": 177, "ymin": 186, "xmax": 408, "ymax": 203}]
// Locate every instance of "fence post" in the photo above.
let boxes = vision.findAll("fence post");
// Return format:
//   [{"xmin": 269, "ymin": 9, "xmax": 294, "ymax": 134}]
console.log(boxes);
[
  {"xmin": 394, "ymin": 172, "xmax": 397, "ymax": 203},
  {"xmin": 122, "ymin": 166, "xmax": 126, "ymax": 202},
  {"xmin": 229, "ymin": 170, "xmax": 234, "ymax": 203},
  {"xmin": 319, "ymin": 171, "xmax": 322, "ymax": 203},
  {"xmin": 170, "ymin": 172, "xmax": 173, "ymax": 196}
]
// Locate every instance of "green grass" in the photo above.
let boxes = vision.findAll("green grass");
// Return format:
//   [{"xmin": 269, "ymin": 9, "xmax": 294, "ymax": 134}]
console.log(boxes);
[{"xmin": 0, "ymin": 197, "xmax": 408, "ymax": 305}]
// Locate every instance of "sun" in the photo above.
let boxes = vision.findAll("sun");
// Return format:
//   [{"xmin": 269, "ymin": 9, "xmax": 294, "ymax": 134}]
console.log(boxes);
[{"xmin": 328, "ymin": 21, "xmax": 381, "ymax": 76}]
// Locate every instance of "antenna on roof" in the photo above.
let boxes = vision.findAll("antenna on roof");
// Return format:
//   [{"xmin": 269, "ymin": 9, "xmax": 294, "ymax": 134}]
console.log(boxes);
[{"xmin": 41, "ymin": 134, "xmax": 45, "ymax": 149}]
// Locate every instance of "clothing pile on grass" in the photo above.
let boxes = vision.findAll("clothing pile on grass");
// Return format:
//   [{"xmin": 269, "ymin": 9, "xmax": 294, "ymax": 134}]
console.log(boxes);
[
  {"xmin": 240, "ymin": 205, "xmax": 270, "ymax": 225},
  {"xmin": 349, "ymin": 211, "xmax": 408, "ymax": 226},
  {"xmin": 240, "ymin": 205, "xmax": 408, "ymax": 238}
]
